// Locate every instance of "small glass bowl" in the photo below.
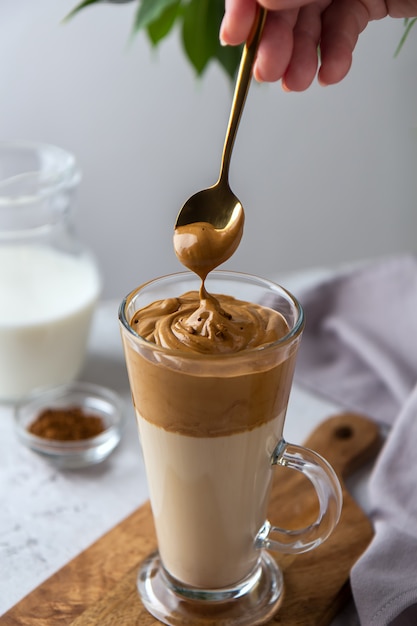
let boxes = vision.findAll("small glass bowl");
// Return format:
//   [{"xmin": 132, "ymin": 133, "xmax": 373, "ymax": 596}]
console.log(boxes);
[{"xmin": 14, "ymin": 381, "xmax": 125, "ymax": 469}]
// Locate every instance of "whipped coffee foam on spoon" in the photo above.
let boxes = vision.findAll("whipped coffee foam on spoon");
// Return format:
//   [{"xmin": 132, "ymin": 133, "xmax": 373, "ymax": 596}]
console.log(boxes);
[{"xmin": 173, "ymin": 205, "xmax": 244, "ymax": 281}]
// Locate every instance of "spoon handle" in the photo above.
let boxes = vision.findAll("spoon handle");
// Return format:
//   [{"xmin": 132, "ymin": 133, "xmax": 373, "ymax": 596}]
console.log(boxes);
[{"xmin": 219, "ymin": 6, "xmax": 267, "ymax": 182}]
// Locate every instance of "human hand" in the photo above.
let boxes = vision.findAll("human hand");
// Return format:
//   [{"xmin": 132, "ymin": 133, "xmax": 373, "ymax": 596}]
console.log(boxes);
[{"xmin": 220, "ymin": 0, "xmax": 417, "ymax": 91}]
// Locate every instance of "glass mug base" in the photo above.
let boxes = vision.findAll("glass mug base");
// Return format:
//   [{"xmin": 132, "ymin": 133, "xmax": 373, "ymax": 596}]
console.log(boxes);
[{"xmin": 137, "ymin": 549, "xmax": 284, "ymax": 626}]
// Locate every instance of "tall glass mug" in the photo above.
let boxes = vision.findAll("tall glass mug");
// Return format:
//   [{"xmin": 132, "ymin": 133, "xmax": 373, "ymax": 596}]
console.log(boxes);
[{"xmin": 119, "ymin": 271, "xmax": 342, "ymax": 626}]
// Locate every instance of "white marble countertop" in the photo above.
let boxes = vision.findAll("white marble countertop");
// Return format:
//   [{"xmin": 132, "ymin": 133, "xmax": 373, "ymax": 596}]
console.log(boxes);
[{"xmin": 0, "ymin": 271, "xmax": 367, "ymax": 623}]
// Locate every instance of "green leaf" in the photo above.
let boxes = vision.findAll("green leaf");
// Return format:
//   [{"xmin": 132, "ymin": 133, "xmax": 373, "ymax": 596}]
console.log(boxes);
[
  {"xmin": 394, "ymin": 17, "xmax": 417, "ymax": 57},
  {"xmin": 215, "ymin": 38, "xmax": 242, "ymax": 80},
  {"xmin": 63, "ymin": 0, "xmax": 103, "ymax": 22},
  {"xmin": 132, "ymin": 0, "xmax": 179, "ymax": 34},
  {"xmin": 65, "ymin": 0, "xmax": 241, "ymax": 82},
  {"xmin": 181, "ymin": 0, "xmax": 220, "ymax": 76},
  {"xmin": 181, "ymin": 0, "xmax": 241, "ymax": 79},
  {"xmin": 146, "ymin": 1, "xmax": 182, "ymax": 46},
  {"xmin": 208, "ymin": 0, "xmax": 241, "ymax": 79}
]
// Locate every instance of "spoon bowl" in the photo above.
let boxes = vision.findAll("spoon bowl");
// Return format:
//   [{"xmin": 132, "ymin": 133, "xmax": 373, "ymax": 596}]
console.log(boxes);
[
  {"xmin": 174, "ymin": 7, "xmax": 267, "ymax": 241},
  {"xmin": 175, "ymin": 182, "xmax": 242, "ymax": 230}
]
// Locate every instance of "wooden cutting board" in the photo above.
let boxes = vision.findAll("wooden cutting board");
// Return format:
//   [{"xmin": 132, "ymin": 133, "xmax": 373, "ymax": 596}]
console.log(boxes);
[{"xmin": 1, "ymin": 412, "xmax": 382, "ymax": 626}]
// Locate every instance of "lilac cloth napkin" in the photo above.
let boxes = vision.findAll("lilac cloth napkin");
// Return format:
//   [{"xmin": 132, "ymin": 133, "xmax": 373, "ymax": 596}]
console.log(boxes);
[{"xmin": 293, "ymin": 255, "xmax": 417, "ymax": 626}]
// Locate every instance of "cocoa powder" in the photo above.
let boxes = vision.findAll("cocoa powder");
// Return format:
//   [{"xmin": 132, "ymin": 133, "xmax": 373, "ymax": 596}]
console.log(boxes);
[{"xmin": 28, "ymin": 406, "xmax": 105, "ymax": 441}]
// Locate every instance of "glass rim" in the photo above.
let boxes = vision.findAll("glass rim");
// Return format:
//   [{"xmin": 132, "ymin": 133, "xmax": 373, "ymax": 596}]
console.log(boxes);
[{"xmin": 118, "ymin": 270, "xmax": 305, "ymax": 360}]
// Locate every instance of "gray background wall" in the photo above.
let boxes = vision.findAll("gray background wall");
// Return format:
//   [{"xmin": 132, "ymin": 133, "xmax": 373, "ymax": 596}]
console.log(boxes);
[{"xmin": 1, "ymin": 1, "xmax": 417, "ymax": 299}]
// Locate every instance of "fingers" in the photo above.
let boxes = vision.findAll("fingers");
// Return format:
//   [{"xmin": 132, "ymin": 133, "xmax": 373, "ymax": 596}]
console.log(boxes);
[
  {"xmin": 220, "ymin": 0, "xmax": 258, "ymax": 45},
  {"xmin": 282, "ymin": 4, "xmax": 322, "ymax": 90},
  {"xmin": 220, "ymin": 0, "xmax": 390, "ymax": 90},
  {"xmin": 252, "ymin": 0, "xmax": 321, "ymax": 9},
  {"xmin": 318, "ymin": 0, "xmax": 370, "ymax": 85},
  {"xmin": 253, "ymin": 10, "xmax": 298, "ymax": 82},
  {"xmin": 221, "ymin": 2, "xmax": 299, "ymax": 84},
  {"xmin": 220, "ymin": 0, "xmax": 313, "ymax": 45},
  {"xmin": 385, "ymin": 0, "xmax": 417, "ymax": 18},
  {"xmin": 220, "ymin": 0, "xmax": 330, "ymax": 89},
  {"xmin": 221, "ymin": 2, "xmax": 321, "ymax": 88}
]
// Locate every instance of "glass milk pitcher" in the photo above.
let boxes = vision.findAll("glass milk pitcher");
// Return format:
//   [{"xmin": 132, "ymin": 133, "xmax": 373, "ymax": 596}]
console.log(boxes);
[{"xmin": 0, "ymin": 141, "xmax": 101, "ymax": 404}]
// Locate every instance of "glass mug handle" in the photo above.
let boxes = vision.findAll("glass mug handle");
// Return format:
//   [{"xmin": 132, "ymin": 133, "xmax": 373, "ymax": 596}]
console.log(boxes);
[{"xmin": 256, "ymin": 440, "xmax": 343, "ymax": 554}]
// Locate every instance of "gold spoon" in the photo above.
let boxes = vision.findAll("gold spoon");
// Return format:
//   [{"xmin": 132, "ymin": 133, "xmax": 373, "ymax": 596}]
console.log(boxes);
[{"xmin": 174, "ymin": 7, "xmax": 267, "ymax": 232}]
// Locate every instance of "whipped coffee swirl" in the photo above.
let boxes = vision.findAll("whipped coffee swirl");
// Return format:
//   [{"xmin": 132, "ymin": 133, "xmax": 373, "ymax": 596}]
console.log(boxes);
[{"xmin": 131, "ymin": 288, "xmax": 288, "ymax": 354}]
